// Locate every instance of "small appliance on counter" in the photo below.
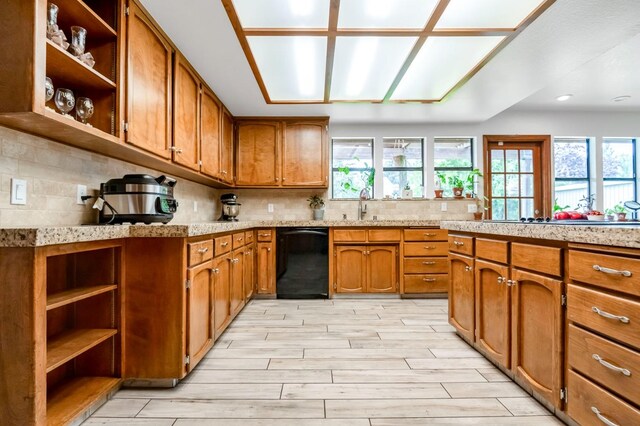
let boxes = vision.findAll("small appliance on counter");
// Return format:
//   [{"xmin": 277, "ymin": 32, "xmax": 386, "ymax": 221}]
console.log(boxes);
[
  {"xmin": 98, "ymin": 174, "xmax": 178, "ymax": 224},
  {"xmin": 219, "ymin": 193, "xmax": 241, "ymax": 221}
]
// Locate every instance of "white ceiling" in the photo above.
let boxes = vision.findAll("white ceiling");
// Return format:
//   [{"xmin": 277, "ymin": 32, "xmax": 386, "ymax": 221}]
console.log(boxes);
[{"xmin": 139, "ymin": 0, "xmax": 640, "ymax": 123}]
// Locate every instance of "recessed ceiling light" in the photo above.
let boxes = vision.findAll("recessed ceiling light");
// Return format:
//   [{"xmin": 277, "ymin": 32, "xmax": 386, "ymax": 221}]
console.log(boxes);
[
  {"xmin": 556, "ymin": 94, "xmax": 573, "ymax": 102},
  {"xmin": 612, "ymin": 95, "xmax": 631, "ymax": 102}
]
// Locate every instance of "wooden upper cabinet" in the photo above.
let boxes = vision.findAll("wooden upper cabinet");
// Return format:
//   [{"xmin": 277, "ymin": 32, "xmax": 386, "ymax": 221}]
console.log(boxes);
[
  {"xmin": 282, "ymin": 121, "xmax": 328, "ymax": 186},
  {"xmin": 220, "ymin": 108, "xmax": 234, "ymax": 183},
  {"xmin": 200, "ymin": 87, "xmax": 221, "ymax": 178},
  {"xmin": 125, "ymin": 2, "xmax": 172, "ymax": 159},
  {"xmin": 172, "ymin": 53, "xmax": 200, "ymax": 170},
  {"xmin": 236, "ymin": 121, "xmax": 280, "ymax": 186}
]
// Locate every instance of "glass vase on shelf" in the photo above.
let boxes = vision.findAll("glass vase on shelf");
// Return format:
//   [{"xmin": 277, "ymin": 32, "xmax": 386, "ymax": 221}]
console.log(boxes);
[
  {"xmin": 76, "ymin": 97, "xmax": 94, "ymax": 126},
  {"xmin": 46, "ymin": 3, "xmax": 69, "ymax": 50},
  {"xmin": 54, "ymin": 88, "xmax": 75, "ymax": 118}
]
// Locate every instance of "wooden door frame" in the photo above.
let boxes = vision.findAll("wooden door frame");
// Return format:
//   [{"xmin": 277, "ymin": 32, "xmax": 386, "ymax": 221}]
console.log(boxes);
[{"xmin": 483, "ymin": 135, "xmax": 552, "ymax": 219}]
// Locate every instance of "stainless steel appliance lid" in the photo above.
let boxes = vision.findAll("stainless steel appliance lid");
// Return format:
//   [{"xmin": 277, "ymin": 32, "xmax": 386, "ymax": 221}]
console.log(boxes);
[{"xmin": 101, "ymin": 174, "xmax": 176, "ymax": 195}]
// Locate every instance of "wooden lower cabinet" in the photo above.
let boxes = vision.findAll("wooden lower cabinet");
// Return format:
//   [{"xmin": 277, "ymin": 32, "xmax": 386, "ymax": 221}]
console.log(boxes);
[
  {"xmin": 244, "ymin": 244, "xmax": 255, "ymax": 301},
  {"xmin": 186, "ymin": 260, "xmax": 214, "ymax": 371},
  {"xmin": 448, "ymin": 253, "xmax": 475, "ymax": 342},
  {"xmin": 213, "ymin": 253, "xmax": 231, "ymax": 339},
  {"xmin": 334, "ymin": 245, "xmax": 397, "ymax": 293},
  {"xmin": 229, "ymin": 248, "xmax": 245, "ymax": 317},
  {"xmin": 510, "ymin": 268, "xmax": 562, "ymax": 407},
  {"xmin": 475, "ymin": 259, "xmax": 510, "ymax": 368},
  {"xmin": 257, "ymin": 241, "xmax": 275, "ymax": 294}
]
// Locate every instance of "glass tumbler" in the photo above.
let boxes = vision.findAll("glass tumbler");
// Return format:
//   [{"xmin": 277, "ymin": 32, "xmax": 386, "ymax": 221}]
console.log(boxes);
[
  {"xmin": 54, "ymin": 88, "xmax": 75, "ymax": 116},
  {"xmin": 45, "ymin": 77, "xmax": 54, "ymax": 102},
  {"xmin": 70, "ymin": 26, "xmax": 87, "ymax": 57},
  {"xmin": 47, "ymin": 3, "xmax": 59, "ymax": 31},
  {"xmin": 75, "ymin": 97, "xmax": 94, "ymax": 125}
]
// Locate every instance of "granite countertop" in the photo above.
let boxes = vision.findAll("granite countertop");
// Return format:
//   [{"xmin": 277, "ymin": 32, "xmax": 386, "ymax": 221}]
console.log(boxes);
[
  {"xmin": 0, "ymin": 219, "xmax": 442, "ymax": 247},
  {"xmin": 440, "ymin": 220, "xmax": 640, "ymax": 249}
]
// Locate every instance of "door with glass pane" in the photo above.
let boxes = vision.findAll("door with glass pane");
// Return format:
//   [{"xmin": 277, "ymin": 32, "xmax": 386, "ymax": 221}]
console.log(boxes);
[{"xmin": 484, "ymin": 136, "xmax": 551, "ymax": 220}]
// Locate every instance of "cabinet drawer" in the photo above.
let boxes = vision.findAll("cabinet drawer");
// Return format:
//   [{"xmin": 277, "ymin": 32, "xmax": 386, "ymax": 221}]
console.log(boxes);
[
  {"xmin": 448, "ymin": 235, "xmax": 474, "ymax": 256},
  {"xmin": 215, "ymin": 235, "xmax": 232, "ymax": 255},
  {"xmin": 244, "ymin": 231, "xmax": 254, "ymax": 245},
  {"xmin": 256, "ymin": 229, "xmax": 273, "ymax": 242},
  {"xmin": 568, "ymin": 284, "xmax": 640, "ymax": 349},
  {"xmin": 512, "ymin": 243, "xmax": 561, "ymax": 277},
  {"xmin": 404, "ymin": 242, "xmax": 448, "ymax": 257},
  {"xmin": 368, "ymin": 229, "xmax": 401, "ymax": 242},
  {"xmin": 568, "ymin": 324, "xmax": 639, "ymax": 404},
  {"xmin": 403, "ymin": 257, "xmax": 448, "ymax": 274},
  {"xmin": 232, "ymin": 232, "xmax": 246, "ymax": 249},
  {"xmin": 333, "ymin": 229, "xmax": 366, "ymax": 242},
  {"xmin": 567, "ymin": 370, "xmax": 640, "ymax": 426},
  {"xmin": 569, "ymin": 250, "xmax": 640, "ymax": 297},
  {"xmin": 187, "ymin": 240, "xmax": 213, "ymax": 266},
  {"xmin": 404, "ymin": 274, "xmax": 448, "ymax": 293},
  {"xmin": 403, "ymin": 229, "xmax": 447, "ymax": 242},
  {"xmin": 476, "ymin": 238, "xmax": 508, "ymax": 264}
]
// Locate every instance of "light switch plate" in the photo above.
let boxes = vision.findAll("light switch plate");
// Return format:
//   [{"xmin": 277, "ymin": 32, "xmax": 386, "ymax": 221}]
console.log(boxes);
[
  {"xmin": 268, "ymin": 203, "xmax": 274, "ymax": 213},
  {"xmin": 76, "ymin": 184, "xmax": 87, "ymax": 204},
  {"xmin": 11, "ymin": 178, "xmax": 27, "ymax": 205},
  {"xmin": 193, "ymin": 201, "xmax": 198, "ymax": 212},
  {"xmin": 440, "ymin": 202, "xmax": 447, "ymax": 212},
  {"xmin": 467, "ymin": 204, "xmax": 478, "ymax": 213}
]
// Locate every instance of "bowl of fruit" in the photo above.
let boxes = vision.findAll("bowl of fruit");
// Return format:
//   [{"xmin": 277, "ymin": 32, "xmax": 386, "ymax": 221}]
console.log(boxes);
[{"xmin": 586, "ymin": 210, "xmax": 605, "ymax": 221}]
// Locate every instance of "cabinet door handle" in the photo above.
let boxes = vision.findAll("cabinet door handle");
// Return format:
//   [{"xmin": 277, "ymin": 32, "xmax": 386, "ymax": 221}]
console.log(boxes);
[
  {"xmin": 197, "ymin": 247, "xmax": 209, "ymax": 254},
  {"xmin": 211, "ymin": 268, "xmax": 219, "ymax": 274},
  {"xmin": 453, "ymin": 241, "xmax": 464, "ymax": 246},
  {"xmin": 497, "ymin": 276, "xmax": 505, "ymax": 284},
  {"xmin": 593, "ymin": 264, "xmax": 632, "ymax": 277},
  {"xmin": 275, "ymin": 177, "xmax": 279, "ymax": 182},
  {"xmin": 422, "ymin": 261, "xmax": 436, "ymax": 265},
  {"xmin": 170, "ymin": 147, "xmax": 183, "ymax": 153},
  {"xmin": 590, "ymin": 406, "xmax": 619, "ymax": 426},
  {"xmin": 423, "ymin": 278, "xmax": 436, "ymax": 282},
  {"xmin": 464, "ymin": 266, "xmax": 472, "ymax": 272},
  {"xmin": 592, "ymin": 306, "xmax": 630, "ymax": 324},
  {"xmin": 267, "ymin": 248, "xmax": 271, "ymax": 252},
  {"xmin": 592, "ymin": 354, "xmax": 631, "ymax": 376}
]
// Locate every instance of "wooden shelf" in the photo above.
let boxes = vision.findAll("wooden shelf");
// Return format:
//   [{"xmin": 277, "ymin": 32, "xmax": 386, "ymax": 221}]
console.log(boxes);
[
  {"xmin": 46, "ymin": 39, "xmax": 116, "ymax": 91},
  {"xmin": 47, "ymin": 376, "xmax": 121, "ymax": 426},
  {"xmin": 47, "ymin": 329, "xmax": 117, "ymax": 373},
  {"xmin": 47, "ymin": 285, "xmax": 117, "ymax": 311},
  {"xmin": 56, "ymin": 0, "xmax": 117, "ymax": 39}
]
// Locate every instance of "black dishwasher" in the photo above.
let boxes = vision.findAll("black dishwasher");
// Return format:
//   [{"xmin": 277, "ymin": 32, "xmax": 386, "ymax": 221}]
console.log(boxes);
[{"xmin": 276, "ymin": 227, "xmax": 329, "ymax": 299}]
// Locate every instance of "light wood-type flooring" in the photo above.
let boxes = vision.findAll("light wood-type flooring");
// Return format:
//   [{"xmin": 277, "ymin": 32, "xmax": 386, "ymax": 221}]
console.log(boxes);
[{"xmin": 83, "ymin": 299, "xmax": 562, "ymax": 425}]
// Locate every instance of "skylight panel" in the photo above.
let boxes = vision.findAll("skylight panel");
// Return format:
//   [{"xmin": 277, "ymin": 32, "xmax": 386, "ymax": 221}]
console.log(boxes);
[
  {"xmin": 338, "ymin": 0, "xmax": 439, "ymax": 29},
  {"xmin": 247, "ymin": 36, "xmax": 327, "ymax": 101},
  {"xmin": 390, "ymin": 36, "xmax": 505, "ymax": 101},
  {"xmin": 435, "ymin": 0, "xmax": 547, "ymax": 29},
  {"xmin": 330, "ymin": 37, "xmax": 417, "ymax": 101},
  {"xmin": 232, "ymin": 0, "xmax": 330, "ymax": 28}
]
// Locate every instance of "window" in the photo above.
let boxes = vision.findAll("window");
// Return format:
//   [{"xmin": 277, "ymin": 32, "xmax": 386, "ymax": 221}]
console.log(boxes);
[
  {"xmin": 433, "ymin": 137, "xmax": 474, "ymax": 197},
  {"xmin": 382, "ymin": 138, "xmax": 424, "ymax": 198},
  {"xmin": 553, "ymin": 137, "xmax": 590, "ymax": 210},
  {"xmin": 602, "ymin": 138, "xmax": 636, "ymax": 212},
  {"xmin": 331, "ymin": 138, "xmax": 374, "ymax": 199}
]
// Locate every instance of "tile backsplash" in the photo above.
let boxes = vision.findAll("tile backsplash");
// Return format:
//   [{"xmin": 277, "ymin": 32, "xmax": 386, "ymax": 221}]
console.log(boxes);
[{"xmin": 0, "ymin": 126, "xmax": 218, "ymax": 227}]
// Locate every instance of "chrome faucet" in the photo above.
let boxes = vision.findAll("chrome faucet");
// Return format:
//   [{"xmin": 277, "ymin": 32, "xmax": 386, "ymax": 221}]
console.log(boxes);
[{"xmin": 358, "ymin": 188, "xmax": 370, "ymax": 220}]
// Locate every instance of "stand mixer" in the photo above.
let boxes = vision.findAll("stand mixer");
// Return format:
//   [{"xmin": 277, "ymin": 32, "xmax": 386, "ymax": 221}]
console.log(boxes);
[{"xmin": 219, "ymin": 193, "xmax": 241, "ymax": 221}]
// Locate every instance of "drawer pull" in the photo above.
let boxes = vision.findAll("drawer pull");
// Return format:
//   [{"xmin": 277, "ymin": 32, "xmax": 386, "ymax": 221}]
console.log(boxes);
[
  {"xmin": 237, "ymin": 237, "xmax": 243, "ymax": 241},
  {"xmin": 423, "ymin": 278, "xmax": 436, "ymax": 282},
  {"xmin": 593, "ymin": 264, "xmax": 632, "ymax": 277},
  {"xmin": 423, "ymin": 233, "xmax": 437, "ymax": 237},
  {"xmin": 453, "ymin": 241, "xmax": 464, "ymax": 246},
  {"xmin": 464, "ymin": 266, "xmax": 472, "ymax": 272},
  {"xmin": 197, "ymin": 247, "xmax": 209, "ymax": 254},
  {"xmin": 590, "ymin": 406, "xmax": 619, "ymax": 426},
  {"xmin": 592, "ymin": 354, "xmax": 632, "ymax": 376},
  {"xmin": 221, "ymin": 242, "xmax": 229, "ymax": 247},
  {"xmin": 592, "ymin": 306, "xmax": 630, "ymax": 324},
  {"xmin": 422, "ymin": 261, "xmax": 436, "ymax": 265},
  {"xmin": 424, "ymin": 246, "xmax": 436, "ymax": 250},
  {"xmin": 259, "ymin": 233, "xmax": 270, "ymax": 237}
]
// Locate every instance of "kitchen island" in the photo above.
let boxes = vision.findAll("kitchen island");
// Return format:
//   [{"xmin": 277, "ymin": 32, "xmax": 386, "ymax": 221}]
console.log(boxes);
[{"xmin": 439, "ymin": 220, "xmax": 640, "ymax": 426}]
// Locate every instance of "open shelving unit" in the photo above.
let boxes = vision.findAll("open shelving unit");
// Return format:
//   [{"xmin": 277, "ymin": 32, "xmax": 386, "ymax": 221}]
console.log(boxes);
[{"xmin": 44, "ymin": 241, "xmax": 124, "ymax": 424}]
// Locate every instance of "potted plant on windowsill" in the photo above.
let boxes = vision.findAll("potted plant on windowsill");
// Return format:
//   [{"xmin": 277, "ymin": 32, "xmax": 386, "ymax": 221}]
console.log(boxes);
[
  {"xmin": 448, "ymin": 176, "xmax": 465, "ymax": 198},
  {"xmin": 612, "ymin": 202, "xmax": 628, "ymax": 221},
  {"xmin": 604, "ymin": 208, "xmax": 615, "ymax": 221},
  {"xmin": 464, "ymin": 169, "xmax": 483, "ymax": 198},
  {"xmin": 307, "ymin": 194, "xmax": 325, "ymax": 220},
  {"xmin": 434, "ymin": 171, "xmax": 446, "ymax": 198}
]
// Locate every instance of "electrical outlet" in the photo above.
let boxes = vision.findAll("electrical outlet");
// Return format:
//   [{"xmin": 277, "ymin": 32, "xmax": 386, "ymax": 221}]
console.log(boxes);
[
  {"xmin": 467, "ymin": 204, "xmax": 478, "ymax": 213},
  {"xmin": 76, "ymin": 184, "xmax": 87, "ymax": 204},
  {"xmin": 10, "ymin": 178, "xmax": 27, "ymax": 205},
  {"xmin": 193, "ymin": 201, "xmax": 198, "ymax": 212},
  {"xmin": 440, "ymin": 202, "xmax": 447, "ymax": 212},
  {"xmin": 268, "ymin": 203, "xmax": 274, "ymax": 213}
]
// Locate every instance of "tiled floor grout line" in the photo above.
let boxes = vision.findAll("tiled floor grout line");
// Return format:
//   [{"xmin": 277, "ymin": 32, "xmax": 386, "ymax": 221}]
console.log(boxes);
[{"xmin": 132, "ymin": 398, "xmax": 152, "ymax": 417}]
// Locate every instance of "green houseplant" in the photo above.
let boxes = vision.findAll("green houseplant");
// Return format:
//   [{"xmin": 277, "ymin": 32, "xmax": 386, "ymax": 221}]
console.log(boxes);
[
  {"xmin": 338, "ymin": 162, "xmax": 375, "ymax": 198},
  {"xmin": 434, "ymin": 171, "xmax": 446, "ymax": 198},
  {"xmin": 464, "ymin": 169, "xmax": 483, "ymax": 198},
  {"xmin": 612, "ymin": 202, "xmax": 628, "ymax": 221},
  {"xmin": 448, "ymin": 175, "xmax": 465, "ymax": 198},
  {"xmin": 307, "ymin": 194, "xmax": 325, "ymax": 220}
]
